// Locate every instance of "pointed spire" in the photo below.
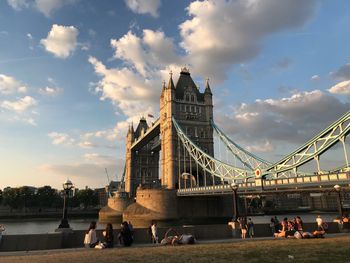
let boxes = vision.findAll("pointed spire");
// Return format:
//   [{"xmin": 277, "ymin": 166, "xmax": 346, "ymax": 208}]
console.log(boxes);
[
  {"xmin": 162, "ymin": 80, "xmax": 166, "ymax": 90},
  {"xmin": 167, "ymin": 70, "xmax": 175, "ymax": 90},
  {"xmin": 204, "ymin": 77, "xmax": 212, "ymax": 94}
]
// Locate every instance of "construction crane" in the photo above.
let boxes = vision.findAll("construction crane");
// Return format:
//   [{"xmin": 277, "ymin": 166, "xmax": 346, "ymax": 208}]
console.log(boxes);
[
  {"xmin": 119, "ymin": 165, "xmax": 126, "ymax": 191},
  {"xmin": 105, "ymin": 168, "xmax": 112, "ymax": 197}
]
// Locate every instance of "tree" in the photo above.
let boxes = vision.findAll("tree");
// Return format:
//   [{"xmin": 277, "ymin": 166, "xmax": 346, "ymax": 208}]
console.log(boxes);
[
  {"xmin": 2, "ymin": 188, "xmax": 20, "ymax": 209},
  {"xmin": 18, "ymin": 186, "xmax": 36, "ymax": 208},
  {"xmin": 76, "ymin": 188, "xmax": 98, "ymax": 209},
  {"xmin": 0, "ymin": 189, "xmax": 2, "ymax": 204},
  {"xmin": 36, "ymin": 186, "xmax": 61, "ymax": 209}
]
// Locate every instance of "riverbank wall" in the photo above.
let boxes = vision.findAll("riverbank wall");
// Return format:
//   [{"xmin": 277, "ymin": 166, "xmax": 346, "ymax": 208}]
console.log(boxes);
[{"xmin": 0, "ymin": 222, "xmax": 343, "ymax": 252}]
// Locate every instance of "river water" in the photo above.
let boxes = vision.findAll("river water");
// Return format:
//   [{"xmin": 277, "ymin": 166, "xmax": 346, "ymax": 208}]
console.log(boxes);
[{"xmin": 0, "ymin": 213, "xmax": 338, "ymax": 235}]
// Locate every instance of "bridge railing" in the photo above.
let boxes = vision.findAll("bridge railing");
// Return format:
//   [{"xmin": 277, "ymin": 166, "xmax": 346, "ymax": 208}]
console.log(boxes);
[{"xmin": 177, "ymin": 172, "xmax": 350, "ymax": 195}]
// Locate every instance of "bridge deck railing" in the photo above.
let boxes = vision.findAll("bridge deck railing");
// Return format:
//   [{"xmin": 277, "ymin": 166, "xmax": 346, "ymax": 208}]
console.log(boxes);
[{"xmin": 177, "ymin": 172, "xmax": 350, "ymax": 196}]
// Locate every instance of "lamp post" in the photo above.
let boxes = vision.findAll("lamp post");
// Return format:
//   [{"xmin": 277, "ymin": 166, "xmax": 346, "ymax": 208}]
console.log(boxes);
[
  {"xmin": 58, "ymin": 179, "xmax": 74, "ymax": 229},
  {"xmin": 230, "ymin": 182, "xmax": 239, "ymax": 222},
  {"xmin": 334, "ymin": 184, "xmax": 343, "ymax": 220}
]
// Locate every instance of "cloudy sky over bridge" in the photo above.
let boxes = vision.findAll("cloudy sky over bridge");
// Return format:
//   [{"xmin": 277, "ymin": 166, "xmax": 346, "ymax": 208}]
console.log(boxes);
[{"xmin": 0, "ymin": 0, "xmax": 349, "ymax": 189}]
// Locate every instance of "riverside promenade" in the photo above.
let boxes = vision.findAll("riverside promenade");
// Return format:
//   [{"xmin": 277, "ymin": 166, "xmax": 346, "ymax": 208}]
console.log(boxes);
[
  {"xmin": 0, "ymin": 221, "xmax": 343, "ymax": 252},
  {"xmin": 1, "ymin": 234, "xmax": 350, "ymax": 263}
]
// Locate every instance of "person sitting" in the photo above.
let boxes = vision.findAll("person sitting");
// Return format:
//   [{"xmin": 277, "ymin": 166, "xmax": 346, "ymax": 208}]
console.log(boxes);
[
  {"xmin": 274, "ymin": 218, "xmax": 287, "ymax": 238},
  {"xmin": 312, "ymin": 229, "xmax": 326, "ymax": 238},
  {"xmin": 84, "ymin": 221, "xmax": 99, "ymax": 248},
  {"xmin": 103, "ymin": 223, "xmax": 114, "ymax": 248},
  {"xmin": 119, "ymin": 221, "xmax": 133, "ymax": 246},
  {"xmin": 160, "ymin": 228, "xmax": 195, "ymax": 246},
  {"xmin": 285, "ymin": 221, "xmax": 296, "ymax": 237}
]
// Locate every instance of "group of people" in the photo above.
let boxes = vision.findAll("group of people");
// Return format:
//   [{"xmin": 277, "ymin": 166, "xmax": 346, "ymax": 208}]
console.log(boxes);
[
  {"xmin": 238, "ymin": 217, "xmax": 254, "ymax": 239},
  {"xmin": 271, "ymin": 215, "xmax": 327, "ymax": 239},
  {"xmin": 147, "ymin": 221, "xmax": 196, "ymax": 246},
  {"xmin": 84, "ymin": 221, "xmax": 134, "ymax": 249}
]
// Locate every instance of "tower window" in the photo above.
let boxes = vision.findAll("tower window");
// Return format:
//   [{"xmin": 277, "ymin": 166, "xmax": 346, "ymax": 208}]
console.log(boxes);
[
  {"xmin": 191, "ymin": 95, "xmax": 194, "ymax": 102},
  {"xmin": 186, "ymin": 94, "xmax": 190, "ymax": 101}
]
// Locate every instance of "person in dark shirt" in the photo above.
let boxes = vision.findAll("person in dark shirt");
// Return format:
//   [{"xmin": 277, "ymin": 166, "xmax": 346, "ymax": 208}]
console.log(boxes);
[
  {"xmin": 119, "ymin": 221, "xmax": 133, "ymax": 246},
  {"xmin": 103, "ymin": 223, "xmax": 114, "ymax": 248}
]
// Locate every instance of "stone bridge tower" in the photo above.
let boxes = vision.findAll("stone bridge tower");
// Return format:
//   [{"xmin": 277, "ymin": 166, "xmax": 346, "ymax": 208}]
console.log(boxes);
[{"xmin": 160, "ymin": 68, "xmax": 214, "ymax": 189}]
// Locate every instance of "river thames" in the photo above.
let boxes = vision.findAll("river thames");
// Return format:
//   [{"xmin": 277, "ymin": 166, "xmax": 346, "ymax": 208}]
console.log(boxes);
[{"xmin": 0, "ymin": 213, "xmax": 338, "ymax": 235}]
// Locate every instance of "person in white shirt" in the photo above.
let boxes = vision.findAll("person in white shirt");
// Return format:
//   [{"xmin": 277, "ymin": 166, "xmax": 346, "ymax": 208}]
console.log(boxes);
[
  {"xmin": 316, "ymin": 215, "xmax": 323, "ymax": 230},
  {"xmin": 151, "ymin": 221, "xmax": 158, "ymax": 244},
  {"xmin": 84, "ymin": 221, "xmax": 98, "ymax": 248}
]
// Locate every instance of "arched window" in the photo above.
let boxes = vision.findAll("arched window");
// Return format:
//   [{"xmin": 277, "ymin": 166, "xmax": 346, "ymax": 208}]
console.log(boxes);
[
  {"xmin": 191, "ymin": 95, "xmax": 195, "ymax": 102},
  {"xmin": 185, "ymin": 94, "xmax": 190, "ymax": 101}
]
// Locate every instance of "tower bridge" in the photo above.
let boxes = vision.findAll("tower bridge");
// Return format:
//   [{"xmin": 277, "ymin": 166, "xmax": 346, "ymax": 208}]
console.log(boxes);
[{"xmin": 100, "ymin": 68, "xmax": 350, "ymax": 226}]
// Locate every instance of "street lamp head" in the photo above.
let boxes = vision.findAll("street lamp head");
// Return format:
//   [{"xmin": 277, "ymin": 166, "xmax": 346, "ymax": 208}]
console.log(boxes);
[
  {"xmin": 63, "ymin": 179, "xmax": 74, "ymax": 191},
  {"xmin": 334, "ymin": 184, "xmax": 341, "ymax": 192},
  {"xmin": 230, "ymin": 182, "xmax": 238, "ymax": 191}
]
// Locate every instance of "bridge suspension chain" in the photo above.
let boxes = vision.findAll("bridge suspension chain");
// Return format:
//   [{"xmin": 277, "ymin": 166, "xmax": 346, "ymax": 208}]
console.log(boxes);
[
  {"xmin": 211, "ymin": 120, "xmax": 271, "ymax": 170},
  {"xmin": 173, "ymin": 117, "xmax": 253, "ymax": 181}
]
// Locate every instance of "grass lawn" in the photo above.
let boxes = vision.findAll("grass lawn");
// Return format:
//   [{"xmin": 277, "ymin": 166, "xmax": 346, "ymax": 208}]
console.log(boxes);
[{"xmin": 1, "ymin": 236, "xmax": 350, "ymax": 263}]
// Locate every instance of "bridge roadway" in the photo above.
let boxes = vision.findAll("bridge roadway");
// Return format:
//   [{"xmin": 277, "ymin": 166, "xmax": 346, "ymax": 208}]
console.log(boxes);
[
  {"xmin": 177, "ymin": 172, "xmax": 350, "ymax": 196},
  {"xmin": 130, "ymin": 118, "xmax": 160, "ymax": 151}
]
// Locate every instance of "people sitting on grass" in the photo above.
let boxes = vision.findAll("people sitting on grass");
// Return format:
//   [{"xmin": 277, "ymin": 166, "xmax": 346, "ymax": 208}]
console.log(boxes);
[
  {"xmin": 160, "ymin": 228, "xmax": 196, "ymax": 246},
  {"xmin": 103, "ymin": 223, "xmax": 114, "ymax": 248},
  {"xmin": 274, "ymin": 217, "xmax": 288, "ymax": 238},
  {"xmin": 84, "ymin": 221, "xmax": 99, "ymax": 248},
  {"xmin": 273, "ymin": 215, "xmax": 326, "ymax": 239},
  {"xmin": 118, "ymin": 221, "xmax": 133, "ymax": 247}
]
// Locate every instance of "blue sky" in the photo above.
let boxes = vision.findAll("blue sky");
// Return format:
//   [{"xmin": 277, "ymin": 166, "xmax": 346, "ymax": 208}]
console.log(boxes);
[{"xmin": 0, "ymin": 0, "xmax": 349, "ymax": 190}]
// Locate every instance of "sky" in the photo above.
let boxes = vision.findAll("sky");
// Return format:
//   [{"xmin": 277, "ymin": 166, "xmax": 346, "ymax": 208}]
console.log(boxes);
[{"xmin": 0, "ymin": 0, "xmax": 349, "ymax": 190}]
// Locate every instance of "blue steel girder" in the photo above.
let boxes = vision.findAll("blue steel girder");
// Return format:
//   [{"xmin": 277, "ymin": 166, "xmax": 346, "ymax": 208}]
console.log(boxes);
[
  {"xmin": 211, "ymin": 119, "xmax": 271, "ymax": 170},
  {"xmin": 265, "ymin": 111, "xmax": 350, "ymax": 176},
  {"xmin": 172, "ymin": 117, "xmax": 253, "ymax": 181}
]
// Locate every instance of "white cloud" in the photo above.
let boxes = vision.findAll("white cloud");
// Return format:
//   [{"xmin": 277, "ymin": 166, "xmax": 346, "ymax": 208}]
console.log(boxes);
[
  {"xmin": 89, "ymin": 29, "xmax": 181, "ymax": 122},
  {"xmin": 26, "ymin": 33, "xmax": 33, "ymax": 40},
  {"xmin": 179, "ymin": 0, "xmax": 318, "ymax": 81},
  {"xmin": 311, "ymin": 74, "xmax": 320, "ymax": 81},
  {"xmin": 246, "ymin": 140, "xmax": 274, "ymax": 153},
  {"xmin": 0, "ymin": 74, "xmax": 27, "ymax": 94},
  {"xmin": 48, "ymin": 132, "xmax": 75, "ymax": 146},
  {"xmin": 328, "ymin": 80, "xmax": 350, "ymax": 95},
  {"xmin": 125, "ymin": 0, "xmax": 161, "ymax": 17},
  {"xmin": 40, "ymin": 24, "xmax": 79, "ymax": 58},
  {"xmin": 35, "ymin": 0, "xmax": 77, "ymax": 17},
  {"xmin": 11, "ymin": 116, "xmax": 37, "ymax": 126},
  {"xmin": 7, "ymin": 0, "xmax": 78, "ymax": 16},
  {"xmin": 38, "ymin": 156, "xmax": 125, "ymax": 188},
  {"xmin": 216, "ymin": 90, "xmax": 349, "ymax": 148},
  {"xmin": 1, "ymin": 96, "xmax": 37, "ymax": 113},
  {"xmin": 332, "ymin": 63, "xmax": 350, "ymax": 81},
  {"xmin": 7, "ymin": 0, "xmax": 29, "ymax": 10},
  {"xmin": 38, "ymin": 86, "xmax": 62, "ymax": 96}
]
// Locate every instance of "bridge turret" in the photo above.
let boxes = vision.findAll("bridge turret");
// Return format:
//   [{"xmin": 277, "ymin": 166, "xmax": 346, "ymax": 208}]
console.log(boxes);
[
  {"xmin": 167, "ymin": 71, "xmax": 175, "ymax": 90},
  {"xmin": 160, "ymin": 71, "xmax": 177, "ymax": 189},
  {"xmin": 125, "ymin": 122, "xmax": 135, "ymax": 195},
  {"xmin": 204, "ymin": 77, "xmax": 214, "ymax": 124}
]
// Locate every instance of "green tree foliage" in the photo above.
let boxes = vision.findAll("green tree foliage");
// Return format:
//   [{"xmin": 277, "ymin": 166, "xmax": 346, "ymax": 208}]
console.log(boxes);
[
  {"xmin": 2, "ymin": 188, "xmax": 20, "ymax": 209},
  {"xmin": 1, "ymin": 186, "xmax": 100, "ymax": 210},
  {"xmin": 36, "ymin": 186, "xmax": 62, "ymax": 209},
  {"xmin": 76, "ymin": 188, "xmax": 99, "ymax": 209}
]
